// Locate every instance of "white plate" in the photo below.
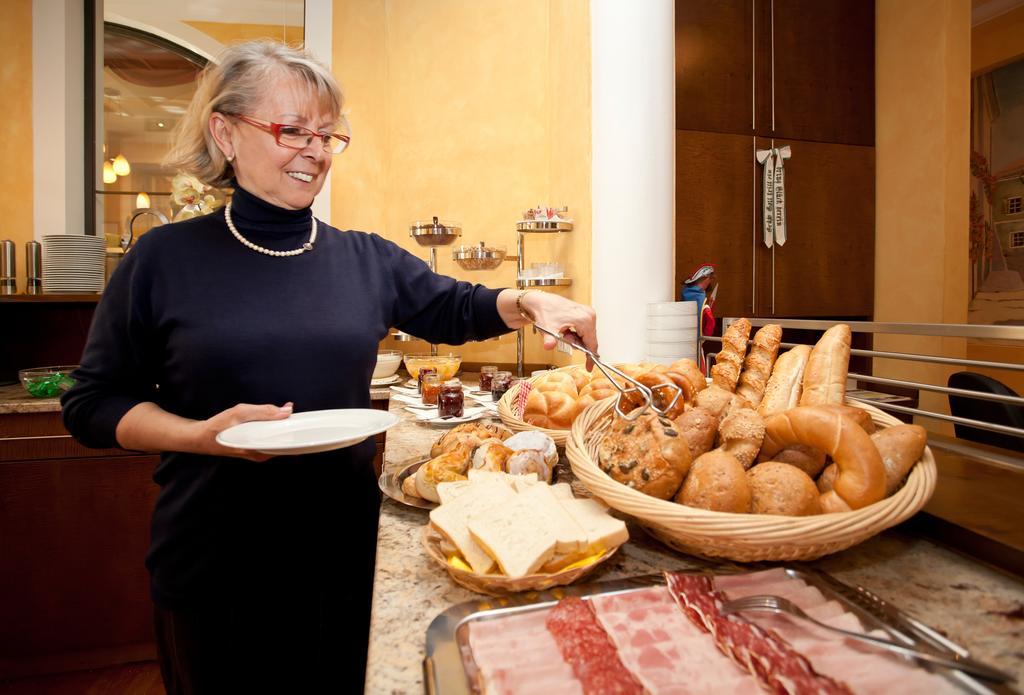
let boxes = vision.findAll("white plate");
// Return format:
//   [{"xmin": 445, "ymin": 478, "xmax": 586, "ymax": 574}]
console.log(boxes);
[
  {"xmin": 370, "ymin": 374, "xmax": 402, "ymax": 386},
  {"xmin": 215, "ymin": 408, "xmax": 400, "ymax": 455},
  {"xmin": 404, "ymin": 405, "xmax": 488, "ymax": 425}
]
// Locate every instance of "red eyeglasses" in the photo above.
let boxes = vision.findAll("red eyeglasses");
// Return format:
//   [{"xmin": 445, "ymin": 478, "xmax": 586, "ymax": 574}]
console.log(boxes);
[{"xmin": 233, "ymin": 114, "xmax": 351, "ymax": 154}]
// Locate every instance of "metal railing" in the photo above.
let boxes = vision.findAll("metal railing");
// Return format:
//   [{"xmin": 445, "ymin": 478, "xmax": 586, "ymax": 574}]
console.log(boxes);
[{"xmin": 702, "ymin": 319, "xmax": 1024, "ymax": 464}]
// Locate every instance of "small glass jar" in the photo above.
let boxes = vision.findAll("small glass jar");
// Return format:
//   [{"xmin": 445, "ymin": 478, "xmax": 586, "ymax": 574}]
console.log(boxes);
[
  {"xmin": 438, "ymin": 379, "xmax": 465, "ymax": 418},
  {"xmin": 417, "ymin": 367, "xmax": 437, "ymax": 393},
  {"xmin": 421, "ymin": 373, "xmax": 442, "ymax": 405},
  {"xmin": 491, "ymin": 371, "xmax": 513, "ymax": 401},
  {"xmin": 478, "ymin": 365, "xmax": 498, "ymax": 392}
]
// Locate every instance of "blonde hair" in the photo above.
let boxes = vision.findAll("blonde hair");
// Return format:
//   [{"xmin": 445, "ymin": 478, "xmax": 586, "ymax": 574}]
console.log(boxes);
[{"xmin": 164, "ymin": 40, "xmax": 343, "ymax": 188}]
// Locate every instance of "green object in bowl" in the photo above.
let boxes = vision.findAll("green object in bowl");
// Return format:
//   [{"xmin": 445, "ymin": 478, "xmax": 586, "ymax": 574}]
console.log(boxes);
[{"xmin": 19, "ymin": 366, "xmax": 78, "ymax": 398}]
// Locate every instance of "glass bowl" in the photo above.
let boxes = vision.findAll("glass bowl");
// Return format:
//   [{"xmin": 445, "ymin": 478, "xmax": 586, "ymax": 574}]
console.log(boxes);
[
  {"xmin": 19, "ymin": 365, "xmax": 79, "ymax": 398},
  {"xmin": 402, "ymin": 353, "xmax": 462, "ymax": 381},
  {"xmin": 373, "ymin": 350, "xmax": 404, "ymax": 379}
]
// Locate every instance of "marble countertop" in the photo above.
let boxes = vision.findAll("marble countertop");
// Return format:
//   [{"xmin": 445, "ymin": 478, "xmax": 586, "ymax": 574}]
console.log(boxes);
[
  {"xmin": 367, "ymin": 379, "xmax": 1024, "ymax": 694},
  {"xmin": 0, "ymin": 381, "xmax": 393, "ymax": 415}
]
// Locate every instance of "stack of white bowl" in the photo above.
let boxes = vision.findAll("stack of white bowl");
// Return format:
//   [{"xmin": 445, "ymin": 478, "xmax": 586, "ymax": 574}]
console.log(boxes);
[
  {"xmin": 646, "ymin": 301, "xmax": 698, "ymax": 364},
  {"xmin": 41, "ymin": 235, "xmax": 106, "ymax": 294}
]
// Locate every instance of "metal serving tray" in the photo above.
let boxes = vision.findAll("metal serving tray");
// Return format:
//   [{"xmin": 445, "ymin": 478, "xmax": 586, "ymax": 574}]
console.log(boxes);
[{"xmin": 423, "ymin": 568, "xmax": 1002, "ymax": 695}]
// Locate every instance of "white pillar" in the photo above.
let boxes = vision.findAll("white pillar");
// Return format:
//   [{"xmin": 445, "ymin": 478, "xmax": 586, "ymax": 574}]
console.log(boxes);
[
  {"xmin": 33, "ymin": 0, "xmax": 85, "ymax": 239},
  {"xmin": 305, "ymin": 0, "xmax": 333, "ymax": 226},
  {"xmin": 591, "ymin": 0, "xmax": 675, "ymax": 362}
]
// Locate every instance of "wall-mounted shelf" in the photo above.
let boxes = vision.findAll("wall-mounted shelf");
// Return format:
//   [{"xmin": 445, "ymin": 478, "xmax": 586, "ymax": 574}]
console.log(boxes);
[
  {"xmin": 516, "ymin": 220, "xmax": 574, "ymax": 233},
  {"xmin": 517, "ymin": 278, "xmax": 572, "ymax": 288}
]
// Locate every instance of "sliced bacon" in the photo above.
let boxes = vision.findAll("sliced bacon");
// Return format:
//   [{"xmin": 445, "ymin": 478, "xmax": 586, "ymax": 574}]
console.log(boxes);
[
  {"xmin": 545, "ymin": 596, "xmax": 643, "ymax": 695},
  {"xmin": 665, "ymin": 572, "xmax": 852, "ymax": 695}
]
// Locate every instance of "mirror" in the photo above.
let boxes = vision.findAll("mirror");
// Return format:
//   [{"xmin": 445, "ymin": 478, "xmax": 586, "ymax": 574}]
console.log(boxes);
[{"xmin": 90, "ymin": 0, "xmax": 306, "ymax": 250}]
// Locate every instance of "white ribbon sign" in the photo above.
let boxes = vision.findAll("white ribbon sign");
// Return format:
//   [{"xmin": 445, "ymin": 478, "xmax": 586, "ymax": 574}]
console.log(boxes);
[{"xmin": 756, "ymin": 146, "xmax": 793, "ymax": 247}]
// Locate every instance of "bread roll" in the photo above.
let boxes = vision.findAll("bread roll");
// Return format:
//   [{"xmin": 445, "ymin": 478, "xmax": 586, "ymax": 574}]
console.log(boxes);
[
  {"xmin": 415, "ymin": 443, "xmax": 473, "ymax": 503},
  {"xmin": 711, "ymin": 318, "xmax": 752, "ymax": 392},
  {"xmin": 713, "ymin": 407, "xmax": 766, "ymax": 470},
  {"xmin": 506, "ymin": 449, "xmax": 553, "ymax": 482},
  {"xmin": 800, "ymin": 324, "xmax": 852, "ymax": 406},
  {"xmin": 471, "ymin": 439, "xmax": 513, "ymax": 472},
  {"xmin": 694, "ymin": 384, "xmax": 734, "ymax": 420},
  {"xmin": 817, "ymin": 463, "xmax": 838, "ymax": 493},
  {"xmin": 598, "ymin": 412, "xmax": 692, "ymax": 499},
  {"xmin": 676, "ymin": 450, "xmax": 751, "ymax": 513},
  {"xmin": 761, "ymin": 405, "xmax": 885, "ymax": 510},
  {"xmin": 747, "ymin": 462, "xmax": 821, "ymax": 516},
  {"xmin": 504, "ymin": 430, "xmax": 559, "ymax": 470},
  {"xmin": 431, "ymin": 422, "xmax": 513, "ymax": 457},
  {"xmin": 736, "ymin": 324, "xmax": 783, "ymax": 406},
  {"xmin": 562, "ymin": 365, "xmax": 593, "ymax": 392},
  {"xmin": 757, "ymin": 345, "xmax": 812, "ymax": 417},
  {"xmin": 577, "ymin": 377, "xmax": 619, "ymax": 411},
  {"xmin": 666, "ymin": 358, "xmax": 708, "ymax": 397},
  {"xmin": 771, "ymin": 444, "xmax": 827, "ymax": 478},
  {"xmin": 534, "ymin": 371, "xmax": 579, "ymax": 397},
  {"xmin": 523, "ymin": 389, "xmax": 580, "ymax": 429},
  {"xmin": 871, "ymin": 424, "xmax": 927, "ymax": 496},
  {"xmin": 673, "ymin": 405, "xmax": 720, "ymax": 460}
]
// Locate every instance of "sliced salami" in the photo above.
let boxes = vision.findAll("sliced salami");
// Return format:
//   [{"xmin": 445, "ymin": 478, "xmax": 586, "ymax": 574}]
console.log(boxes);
[
  {"xmin": 546, "ymin": 597, "xmax": 643, "ymax": 695},
  {"xmin": 665, "ymin": 572, "xmax": 852, "ymax": 695}
]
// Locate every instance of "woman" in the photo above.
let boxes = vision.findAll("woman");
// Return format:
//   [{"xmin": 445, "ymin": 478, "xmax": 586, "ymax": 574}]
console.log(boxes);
[{"xmin": 61, "ymin": 40, "xmax": 597, "ymax": 693}]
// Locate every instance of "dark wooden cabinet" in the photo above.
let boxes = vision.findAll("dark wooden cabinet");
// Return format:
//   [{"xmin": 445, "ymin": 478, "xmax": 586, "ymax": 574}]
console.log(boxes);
[{"xmin": 675, "ymin": 0, "xmax": 875, "ymax": 320}]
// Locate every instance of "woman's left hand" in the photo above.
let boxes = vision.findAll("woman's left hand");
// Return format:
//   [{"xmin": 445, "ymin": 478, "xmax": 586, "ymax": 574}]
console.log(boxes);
[{"xmin": 499, "ymin": 289, "xmax": 599, "ymax": 368}]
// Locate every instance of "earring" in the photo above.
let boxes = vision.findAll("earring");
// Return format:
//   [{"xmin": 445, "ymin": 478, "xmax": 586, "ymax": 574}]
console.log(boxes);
[{"xmin": 226, "ymin": 153, "xmax": 235, "ymax": 163}]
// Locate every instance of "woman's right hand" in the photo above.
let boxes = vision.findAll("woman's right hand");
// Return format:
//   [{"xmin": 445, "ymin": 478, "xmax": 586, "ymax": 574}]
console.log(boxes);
[{"xmin": 191, "ymin": 402, "xmax": 294, "ymax": 461}]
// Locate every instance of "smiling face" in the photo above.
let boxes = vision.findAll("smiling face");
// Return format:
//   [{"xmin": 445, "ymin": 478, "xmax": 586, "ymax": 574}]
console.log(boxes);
[{"xmin": 215, "ymin": 74, "xmax": 338, "ymax": 210}]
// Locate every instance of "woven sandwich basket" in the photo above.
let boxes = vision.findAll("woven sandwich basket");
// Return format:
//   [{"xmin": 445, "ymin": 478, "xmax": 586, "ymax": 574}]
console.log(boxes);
[
  {"xmin": 496, "ymin": 365, "xmax": 583, "ymax": 447},
  {"xmin": 566, "ymin": 397, "xmax": 938, "ymax": 562}
]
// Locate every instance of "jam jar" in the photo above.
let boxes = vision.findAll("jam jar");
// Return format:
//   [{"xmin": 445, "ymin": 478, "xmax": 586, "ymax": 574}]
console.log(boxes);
[
  {"xmin": 478, "ymin": 365, "xmax": 497, "ymax": 391},
  {"xmin": 437, "ymin": 379, "xmax": 465, "ymax": 418},
  {"xmin": 421, "ymin": 373, "xmax": 442, "ymax": 405},
  {"xmin": 490, "ymin": 371, "xmax": 513, "ymax": 401},
  {"xmin": 417, "ymin": 367, "xmax": 437, "ymax": 393}
]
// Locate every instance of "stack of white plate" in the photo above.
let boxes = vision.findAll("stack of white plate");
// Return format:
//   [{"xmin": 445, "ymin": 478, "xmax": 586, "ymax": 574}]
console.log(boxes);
[
  {"xmin": 646, "ymin": 301, "xmax": 698, "ymax": 364},
  {"xmin": 42, "ymin": 235, "xmax": 106, "ymax": 294}
]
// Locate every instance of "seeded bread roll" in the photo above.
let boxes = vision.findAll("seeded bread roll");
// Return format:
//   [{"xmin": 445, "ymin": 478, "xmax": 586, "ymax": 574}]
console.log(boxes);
[
  {"xmin": 597, "ymin": 412, "xmax": 692, "ymax": 499},
  {"xmin": 747, "ymin": 462, "xmax": 821, "ymax": 515},
  {"xmin": 736, "ymin": 324, "xmax": 783, "ymax": 407},
  {"xmin": 675, "ymin": 450, "xmax": 751, "ymax": 513},
  {"xmin": 711, "ymin": 318, "xmax": 752, "ymax": 392}
]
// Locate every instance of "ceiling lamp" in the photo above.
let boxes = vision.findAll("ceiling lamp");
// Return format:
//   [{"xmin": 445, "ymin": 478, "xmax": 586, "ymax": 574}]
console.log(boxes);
[
  {"xmin": 136, "ymin": 191, "xmax": 151, "ymax": 208},
  {"xmin": 102, "ymin": 160, "xmax": 117, "ymax": 184},
  {"xmin": 112, "ymin": 154, "xmax": 131, "ymax": 176}
]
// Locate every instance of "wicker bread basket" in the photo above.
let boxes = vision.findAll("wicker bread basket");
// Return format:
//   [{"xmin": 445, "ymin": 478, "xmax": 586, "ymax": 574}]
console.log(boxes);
[
  {"xmin": 421, "ymin": 525, "xmax": 620, "ymax": 596},
  {"xmin": 496, "ymin": 365, "xmax": 584, "ymax": 447},
  {"xmin": 566, "ymin": 398, "xmax": 937, "ymax": 562}
]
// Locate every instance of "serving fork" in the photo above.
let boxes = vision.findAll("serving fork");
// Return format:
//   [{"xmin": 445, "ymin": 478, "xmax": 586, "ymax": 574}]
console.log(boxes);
[{"xmin": 720, "ymin": 594, "xmax": 1013, "ymax": 683}]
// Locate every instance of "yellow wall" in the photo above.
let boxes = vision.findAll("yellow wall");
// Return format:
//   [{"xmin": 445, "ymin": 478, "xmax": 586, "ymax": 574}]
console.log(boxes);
[
  {"xmin": 972, "ymin": 3, "xmax": 1024, "ymax": 74},
  {"xmin": 0, "ymin": 0, "xmax": 34, "ymax": 292},
  {"xmin": 330, "ymin": 0, "xmax": 591, "ymax": 369},
  {"xmin": 875, "ymin": 0, "xmax": 971, "ymax": 432}
]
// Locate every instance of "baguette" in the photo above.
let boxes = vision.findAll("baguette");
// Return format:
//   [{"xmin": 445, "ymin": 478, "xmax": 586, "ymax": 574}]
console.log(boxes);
[
  {"xmin": 800, "ymin": 324, "xmax": 852, "ymax": 406},
  {"xmin": 736, "ymin": 324, "xmax": 783, "ymax": 406},
  {"xmin": 757, "ymin": 345, "xmax": 811, "ymax": 417},
  {"xmin": 761, "ymin": 405, "xmax": 885, "ymax": 510},
  {"xmin": 711, "ymin": 319, "xmax": 752, "ymax": 392}
]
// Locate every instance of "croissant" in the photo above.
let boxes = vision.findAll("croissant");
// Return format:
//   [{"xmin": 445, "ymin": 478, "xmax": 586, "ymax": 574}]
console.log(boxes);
[
  {"xmin": 711, "ymin": 319, "xmax": 751, "ymax": 392},
  {"xmin": 736, "ymin": 324, "xmax": 782, "ymax": 407},
  {"xmin": 761, "ymin": 406, "xmax": 885, "ymax": 510}
]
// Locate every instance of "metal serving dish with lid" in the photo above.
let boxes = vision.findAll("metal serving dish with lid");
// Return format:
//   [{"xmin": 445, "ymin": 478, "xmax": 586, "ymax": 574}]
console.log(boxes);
[
  {"xmin": 452, "ymin": 242, "xmax": 507, "ymax": 271},
  {"xmin": 410, "ymin": 217, "xmax": 462, "ymax": 247}
]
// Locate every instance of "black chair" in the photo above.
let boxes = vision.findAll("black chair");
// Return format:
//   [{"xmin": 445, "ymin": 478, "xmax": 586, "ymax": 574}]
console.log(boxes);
[{"xmin": 947, "ymin": 372, "xmax": 1024, "ymax": 453}]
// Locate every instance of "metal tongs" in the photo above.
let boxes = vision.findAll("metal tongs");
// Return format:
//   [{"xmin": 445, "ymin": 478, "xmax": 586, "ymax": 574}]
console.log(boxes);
[{"xmin": 532, "ymin": 324, "xmax": 683, "ymax": 421}]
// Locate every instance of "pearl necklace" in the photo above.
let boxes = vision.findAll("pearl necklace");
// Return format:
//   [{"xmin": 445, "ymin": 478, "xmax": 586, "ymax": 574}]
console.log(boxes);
[{"xmin": 224, "ymin": 201, "xmax": 317, "ymax": 257}]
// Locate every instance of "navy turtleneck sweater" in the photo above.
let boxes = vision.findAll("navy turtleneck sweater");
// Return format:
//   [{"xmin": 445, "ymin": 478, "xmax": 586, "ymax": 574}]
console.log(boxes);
[{"xmin": 62, "ymin": 184, "xmax": 508, "ymax": 607}]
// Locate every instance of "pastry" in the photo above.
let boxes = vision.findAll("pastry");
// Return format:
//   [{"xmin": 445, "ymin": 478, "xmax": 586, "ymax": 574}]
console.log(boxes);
[
  {"xmin": 800, "ymin": 324, "xmax": 852, "ymax": 406},
  {"xmin": 735, "ymin": 324, "xmax": 783, "ymax": 407},
  {"xmin": 675, "ymin": 450, "xmax": 751, "ymax": 513},
  {"xmin": 757, "ymin": 345, "xmax": 811, "ymax": 417},
  {"xmin": 713, "ymin": 407, "xmax": 765, "ymax": 470},
  {"xmin": 431, "ymin": 422, "xmax": 513, "ymax": 457},
  {"xmin": 597, "ymin": 412, "xmax": 692, "ymax": 499},
  {"xmin": 761, "ymin": 405, "xmax": 885, "ymax": 510},
  {"xmin": 471, "ymin": 439, "xmax": 513, "ymax": 472},
  {"xmin": 747, "ymin": 462, "xmax": 821, "ymax": 516},
  {"xmin": 504, "ymin": 430, "xmax": 559, "ymax": 469},
  {"xmin": 414, "ymin": 443, "xmax": 473, "ymax": 503},
  {"xmin": 711, "ymin": 318, "xmax": 752, "ymax": 392},
  {"xmin": 871, "ymin": 424, "xmax": 927, "ymax": 495}
]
